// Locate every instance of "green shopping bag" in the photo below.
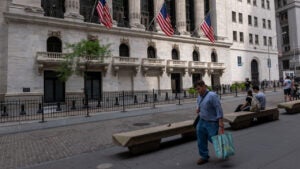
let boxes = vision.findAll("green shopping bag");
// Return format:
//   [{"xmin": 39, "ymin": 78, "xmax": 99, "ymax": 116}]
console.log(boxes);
[{"xmin": 211, "ymin": 133, "xmax": 235, "ymax": 159}]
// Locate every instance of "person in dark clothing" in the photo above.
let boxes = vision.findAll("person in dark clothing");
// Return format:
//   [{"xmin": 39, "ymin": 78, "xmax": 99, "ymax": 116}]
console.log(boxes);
[
  {"xmin": 235, "ymin": 90, "xmax": 253, "ymax": 112},
  {"xmin": 245, "ymin": 78, "xmax": 251, "ymax": 91}
]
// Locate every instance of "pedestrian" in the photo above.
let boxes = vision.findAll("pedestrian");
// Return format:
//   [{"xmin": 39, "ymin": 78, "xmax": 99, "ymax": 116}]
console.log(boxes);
[
  {"xmin": 245, "ymin": 78, "xmax": 251, "ymax": 91},
  {"xmin": 252, "ymin": 85, "xmax": 266, "ymax": 110},
  {"xmin": 195, "ymin": 80, "xmax": 224, "ymax": 165},
  {"xmin": 283, "ymin": 76, "xmax": 292, "ymax": 102},
  {"xmin": 234, "ymin": 90, "xmax": 253, "ymax": 112}
]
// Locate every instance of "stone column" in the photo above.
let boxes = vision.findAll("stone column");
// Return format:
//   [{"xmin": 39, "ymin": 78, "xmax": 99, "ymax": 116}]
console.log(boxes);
[
  {"xmin": 194, "ymin": 0, "xmax": 205, "ymax": 36},
  {"xmin": 129, "ymin": 0, "xmax": 144, "ymax": 29},
  {"xmin": 64, "ymin": 0, "xmax": 84, "ymax": 21},
  {"xmin": 107, "ymin": 0, "xmax": 117, "ymax": 25},
  {"xmin": 154, "ymin": 0, "xmax": 164, "ymax": 31},
  {"xmin": 175, "ymin": 0, "xmax": 187, "ymax": 35},
  {"xmin": 210, "ymin": 0, "xmax": 227, "ymax": 41}
]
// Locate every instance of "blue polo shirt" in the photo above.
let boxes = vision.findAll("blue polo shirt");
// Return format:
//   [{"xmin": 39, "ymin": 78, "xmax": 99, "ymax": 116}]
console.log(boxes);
[{"xmin": 196, "ymin": 90, "xmax": 223, "ymax": 122}]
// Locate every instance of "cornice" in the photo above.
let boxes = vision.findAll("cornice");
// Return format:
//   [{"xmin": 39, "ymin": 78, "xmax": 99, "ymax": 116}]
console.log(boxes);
[
  {"xmin": 230, "ymin": 47, "xmax": 279, "ymax": 55},
  {"xmin": 3, "ymin": 12, "xmax": 232, "ymax": 48}
]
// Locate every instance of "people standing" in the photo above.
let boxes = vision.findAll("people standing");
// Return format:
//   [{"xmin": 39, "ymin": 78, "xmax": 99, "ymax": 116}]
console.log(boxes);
[
  {"xmin": 283, "ymin": 76, "xmax": 292, "ymax": 102},
  {"xmin": 195, "ymin": 80, "xmax": 224, "ymax": 165},
  {"xmin": 252, "ymin": 85, "xmax": 266, "ymax": 110},
  {"xmin": 245, "ymin": 78, "xmax": 251, "ymax": 91}
]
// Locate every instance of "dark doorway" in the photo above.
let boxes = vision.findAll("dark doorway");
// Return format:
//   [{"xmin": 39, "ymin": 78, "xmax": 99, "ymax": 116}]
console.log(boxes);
[
  {"xmin": 171, "ymin": 73, "xmax": 181, "ymax": 93},
  {"xmin": 119, "ymin": 44, "xmax": 129, "ymax": 57},
  {"xmin": 44, "ymin": 71, "xmax": 65, "ymax": 103},
  {"xmin": 147, "ymin": 46, "xmax": 156, "ymax": 58},
  {"xmin": 192, "ymin": 74, "xmax": 202, "ymax": 86},
  {"xmin": 211, "ymin": 51, "xmax": 217, "ymax": 62},
  {"xmin": 251, "ymin": 60, "xmax": 259, "ymax": 85},
  {"xmin": 193, "ymin": 50, "xmax": 199, "ymax": 61},
  {"xmin": 85, "ymin": 72, "xmax": 102, "ymax": 99},
  {"xmin": 172, "ymin": 49, "xmax": 179, "ymax": 60},
  {"xmin": 211, "ymin": 74, "xmax": 220, "ymax": 90}
]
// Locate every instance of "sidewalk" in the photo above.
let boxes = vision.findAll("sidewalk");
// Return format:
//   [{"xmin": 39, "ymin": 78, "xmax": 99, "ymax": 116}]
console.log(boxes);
[{"xmin": 0, "ymin": 91, "xmax": 284, "ymax": 169}]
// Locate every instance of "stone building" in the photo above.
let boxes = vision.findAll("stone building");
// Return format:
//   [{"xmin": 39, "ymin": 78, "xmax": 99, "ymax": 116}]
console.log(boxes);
[
  {"xmin": 0, "ymin": 0, "xmax": 279, "ymax": 102},
  {"xmin": 275, "ymin": 0, "xmax": 300, "ymax": 79}
]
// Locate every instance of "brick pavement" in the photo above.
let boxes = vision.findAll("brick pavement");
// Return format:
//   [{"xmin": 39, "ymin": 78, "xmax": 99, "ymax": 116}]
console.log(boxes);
[{"xmin": 0, "ymin": 91, "xmax": 284, "ymax": 169}]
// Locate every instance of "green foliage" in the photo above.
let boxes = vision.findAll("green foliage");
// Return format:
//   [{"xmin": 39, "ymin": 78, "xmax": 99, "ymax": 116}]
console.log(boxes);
[
  {"xmin": 207, "ymin": 86, "xmax": 212, "ymax": 91},
  {"xmin": 188, "ymin": 87, "xmax": 197, "ymax": 95},
  {"xmin": 57, "ymin": 39, "xmax": 111, "ymax": 81},
  {"xmin": 230, "ymin": 82, "xmax": 246, "ymax": 91}
]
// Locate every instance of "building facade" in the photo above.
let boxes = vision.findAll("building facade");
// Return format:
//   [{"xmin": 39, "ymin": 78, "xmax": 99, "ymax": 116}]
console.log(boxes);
[
  {"xmin": 0, "ymin": 0, "xmax": 279, "ymax": 102},
  {"xmin": 275, "ymin": 0, "xmax": 300, "ymax": 79}
]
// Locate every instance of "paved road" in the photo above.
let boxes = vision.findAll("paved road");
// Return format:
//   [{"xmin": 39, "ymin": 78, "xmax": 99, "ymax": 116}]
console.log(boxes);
[{"xmin": 0, "ymin": 91, "xmax": 293, "ymax": 169}]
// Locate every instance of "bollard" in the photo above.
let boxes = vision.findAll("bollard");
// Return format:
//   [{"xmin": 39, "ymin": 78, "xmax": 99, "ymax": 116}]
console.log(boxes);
[
  {"xmin": 144, "ymin": 94, "xmax": 148, "ymax": 102},
  {"xmin": 177, "ymin": 93, "xmax": 181, "ymax": 105},
  {"xmin": 114, "ymin": 97, "xmax": 119, "ymax": 105},
  {"xmin": 37, "ymin": 103, "xmax": 43, "ymax": 114},
  {"xmin": 154, "ymin": 93, "xmax": 158, "ymax": 102},
  {"xmin": 273, "ymin": 81, "xmax": 276, "ymax": 92},
  {"xmin": 152, "ymin": 89, "xmax": 156, "ymax": 108},
  {"xmin": 20, "ymin": 104, "xmax": 26, "ymax": 115},
  {"xmin": 122, "ymin": 91, "xmax": 125, "ymax": 112},
  {"xmin": 56, "ymin": 102, "xmax": 62, "ymax": 111},
  {"xmin": 1, "ymin": 106, "xmax": 8, "ymax": 116},
  {"xmin": 184, "ymin": 90, "xmax": 187, "ymax": 98},
  {"xmin": 71, "ymin": 100, "xmax": 76, "ymax": 110},
  {"xmin": 134, "ymin": 95, "xmax": 138, "ymax": 104},
  {"xmin": 175, "ymin": 92, "xmax": 178, "ymax": 99},
  {"xmin": 165, "ymin": 92, "xmax": 169, "ymax": 101},
  {"xmin": 235, "ymin": 86, "xmax": 238, "ymax": 97}
]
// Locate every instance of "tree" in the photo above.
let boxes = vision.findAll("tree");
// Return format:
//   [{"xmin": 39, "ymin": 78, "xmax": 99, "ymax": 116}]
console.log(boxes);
[{"xmin": 57, "ymin": 39, "xmax": 111, "ymax": 82}]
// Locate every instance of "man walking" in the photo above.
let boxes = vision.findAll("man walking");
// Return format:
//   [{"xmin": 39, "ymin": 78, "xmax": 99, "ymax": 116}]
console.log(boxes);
[
  {"xmin": 283, "ymin": 76, "xmax": 292, "ymax": 102},
  {"xmin": 195, "ymin": 80, "xmax": 224, "ymax": 165}
]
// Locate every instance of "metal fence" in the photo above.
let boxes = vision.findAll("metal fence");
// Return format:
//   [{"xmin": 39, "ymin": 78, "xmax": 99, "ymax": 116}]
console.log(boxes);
[{"xmin": 0, "ymin": 84, "xmax": 281, "ymax": 123}]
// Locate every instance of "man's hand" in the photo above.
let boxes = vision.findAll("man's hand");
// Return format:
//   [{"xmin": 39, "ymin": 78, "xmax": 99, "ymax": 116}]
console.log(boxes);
[
  {"xmin": 195, "ymin": 108, "xmax": 200, "ymax": 114},
  {"xmin": 218, "ymin": 118, "xmax": 224, "ymax": 134}
]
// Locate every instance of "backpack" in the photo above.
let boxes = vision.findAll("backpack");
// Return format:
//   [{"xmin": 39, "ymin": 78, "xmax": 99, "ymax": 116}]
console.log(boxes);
[{"xmin": 250, "ymin": 95, "xmax": 261, "ymax": 112}]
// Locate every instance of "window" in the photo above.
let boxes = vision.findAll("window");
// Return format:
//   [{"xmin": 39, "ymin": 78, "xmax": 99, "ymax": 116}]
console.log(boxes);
[
  {"xmin": 211, "ymin": 51, "xmax": 217, "ymax": 62},
  {"xmin": 238, "ymin": 13, "xmax": 243, "ymax": 23},
  {"xmin": 249, "ymin": 33, "xmax": 253, "ymax": 44},
  {"xmin": 262, "ymin": 0, "xmax": 265, "ymax": 8},
  {"xmin": 237, "ymin": 56, "xmax": 242, "ymax": 66},
  {"xmin": 268, "ymin": 20, "xmax": 271, "ymax": 29},
  {"xmin": 282, "ymin": 26, "xmax": 290, "ymax": 45},
  {"xmin": 253, "ymin": 0, "xmax": 257, "ymax": 6},
  {"xmin": 254, "ymin": 16, "xmax": 258, "ymax": 27},
  {"xmin": 267, "ymin": 58, "xmax": 271, "ymax": 68},
  {"xmin": 186, "ymin": 0, "xmax": 195, "ymax": 33},
  {"xmin": 233, "ymin": 31, "xmax": 237, "ymax": 41},
  {"xmin": 248, "ymin": 15, "xmax": 252, "ymax": 25},
  {"xmin": 113, "ymin": 0, "xmax": 129, "ymax": 27},
  {"xmin": 141, "ymin": 0, "xmax": 154, "ymax": 30},
  {"xmin": 262, "ymin": 18, "xmax": 266, "ymax": 28},
  {"xmin": 193, "ymin": 50, "xmax": 199, "ymax": 61},
  {"xmin": 267, "ymin": 0, "xmax": 270, "ymax": 9},
  {"xmin": 283, "ymin": 60, "xmax": 289, "ymax": 69},
  {"xmin": 119, "ymin": 44, "xmax": 129, "ymax": 57},
  {"xmin": 240, "ymin": 32, "xmax": 244, "ymax": 42},
  {"xmin": 147, "ymin": 46, "xmax": 156, "ymax": 58},
  {"xmin": 247, "ymin": 0, "xmax": 251, "ymax": 4},
  {"xmin": 255, "ymin": 34, "xmax": 259, "ymax": 45},
  {"xmin": 232, "ymin": 11, "xmax": 236, "ymax": 22},
  {"xmin": 47, "ymin": 37, "xmax": 62, "ymax": 53},
  {"xmin": 42, "ymin": 0, "xmax": 65, "ymax": 18},
  {"xmin": 85, "ymin": 72, "xmax": 102, "ymax": 99},
  {"xmin": 263, "ymin": 36, "xmax": 267, "ymax": 46},
  {"xmin": 172, "ymin": 49, "xmax": 179, "ymax": 60},
  {"xmin": 268, "ymin": 37, "xmax": 272, "ymax": 46}
]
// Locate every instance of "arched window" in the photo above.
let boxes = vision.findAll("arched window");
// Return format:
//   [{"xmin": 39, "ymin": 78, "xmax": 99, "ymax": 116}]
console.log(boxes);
[
  {"xmin": 193, "ymin": 50, "xmax": 199, "ymax": 61},
  {"xmin": 41, "ymin": 0, "xmax": 65, "ymax": 18},
  {"xmin": 47, "ymin": 37, "xmax": 62, "ymax": 53},
  {"xmin": 119, "ymin": 44, "xmax": 129, "ymax": 57},
  {"xmin": 172, "ymin": 49, "xmax": 179, "ymax": 60},
  {"xmin": 147, "ymin": 46, "xmax": 156, "ymax": 58},
  {"xmin": 113, "ymin": 0, "xmax": 129, "ymax": 27},
  {"xmin": 211, "ymin": 51, "xmax": 217, "ymax": 62}
]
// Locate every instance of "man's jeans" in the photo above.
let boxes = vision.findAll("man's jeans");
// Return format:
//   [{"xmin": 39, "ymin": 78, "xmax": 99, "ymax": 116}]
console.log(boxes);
[{"xmin": 196, "ymin": 119, "xmax": 219, "ymax": 160}]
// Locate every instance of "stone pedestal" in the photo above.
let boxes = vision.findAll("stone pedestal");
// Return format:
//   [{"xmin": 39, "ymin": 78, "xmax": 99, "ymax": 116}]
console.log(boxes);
[
  {"xmin": 64, "ymin": 0, "xmax": 83, "ymax": 21},
  {"xmin": 129, "ymin": 0, "xmax": 144, "ymax": 29},
  {"xmin": 175, "ymin": 0, "xmax": 188, "ymax": 35},
  {"xmin": 194, "ymin": 0, "xmax": 205, "ymax": 37}
]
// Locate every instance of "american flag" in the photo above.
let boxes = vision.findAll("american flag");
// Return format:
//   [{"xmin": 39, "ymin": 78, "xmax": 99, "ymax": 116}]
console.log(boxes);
[
  {"xmin": 200, "ymin": 14, "xmax": 215, "ymax": 43},
  {"xmin": 156, "ymin": 3, "xmax": 174, "ymax": 36},
  {"xmin": 96, "ymin": 0, "xmax": 113, "ymax": 29}
]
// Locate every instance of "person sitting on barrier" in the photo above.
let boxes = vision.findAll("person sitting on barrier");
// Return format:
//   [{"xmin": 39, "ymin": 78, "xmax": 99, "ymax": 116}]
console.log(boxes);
[
  {"xmin": 252, "ymin": 85, "xmax": 266, "ymax": 110},
  {"xmin": 234, "ymin": 90, "xmax": 253, "ymax": 112}
]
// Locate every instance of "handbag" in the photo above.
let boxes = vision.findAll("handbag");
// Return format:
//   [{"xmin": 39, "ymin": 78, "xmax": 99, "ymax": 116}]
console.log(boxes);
[
  {"xmin": 193, "ymin": 91, "xmax": 209, "ymax": 128},
  {"xmin": 212, "ymin": 133, "xmax": 235, "ymax": 159}
]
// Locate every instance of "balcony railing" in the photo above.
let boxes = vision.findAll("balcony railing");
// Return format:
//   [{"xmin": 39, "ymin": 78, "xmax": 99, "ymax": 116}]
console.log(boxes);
[
  {"xmin": 167, "ymin": 60, "xmax": 188, "ymax": 68},
  {"xmin": 36, "ymin": 52, "xmax": 66, "ymax": 64},
  {"xmin": 209, "ymin": 62, "xmax": 226, "ymax": 70},
  {"xmin": 112, "ymin": 57, "xmax": 140, "ymax": 66},
  {"xmin": 142, "ymin": 58, "xmax": 165, "ymax": 68},
  {"xmin": 189, "ymin": 61, "xmax": 209, "ymax": 69}
]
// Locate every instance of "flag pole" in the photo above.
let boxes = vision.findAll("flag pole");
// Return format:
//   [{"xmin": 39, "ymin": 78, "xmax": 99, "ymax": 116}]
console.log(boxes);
[{"xmin": 89, "ymin": 0, "xmax": 99, "ymax": 23}]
